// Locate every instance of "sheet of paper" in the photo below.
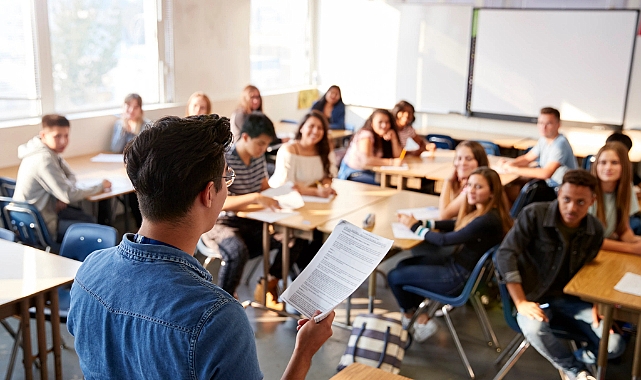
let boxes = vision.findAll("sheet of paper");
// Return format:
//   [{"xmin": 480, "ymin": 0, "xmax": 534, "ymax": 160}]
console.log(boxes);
[
  {"xmin": 90, "ymin": 153, "xmax": 124, "ymax": 163},
  {"xmin": 245, "ymin": 210, "xmax": 299, "ymax": 223},
  {"xmin": 379, "ymin": 164, "xmax": 409, "ymax": 171},
  {"xmin": 396, "ymin": 206, "xmax": 440, "ymax": 221},
  {"xmin": 614, "ymin": 272, "xmax": 641, "ymax": 297},
  {"xmin": 261, "ymin": 183, "xmax": 305, "ymax": 209},
  {"xmin": 391, "ymin": 222, "xmax": 423, "ymax": 240},
  {"xmin": 281, "ymin": 220, "xmax": 394, "ymax": 322},
  {"xmin": 301, "ymin": 194, "xmax": 334, "ymax": 204},
  {"xmin": 405, "ymin": 137, "xmax": 420, "ymax": 151}
]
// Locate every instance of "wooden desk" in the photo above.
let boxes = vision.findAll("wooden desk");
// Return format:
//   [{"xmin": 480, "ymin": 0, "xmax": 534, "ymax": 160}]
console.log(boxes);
[
  {"xmin": 331, "ymin": 362, "xmax": 412, "ymax": 380},
  {"xmin": 564, "ymin": 250, "xmax": 641, "ymax": 380},
  {"xmin": 0, "ymin": 239, "xmax": 82, "ymax": 380}
]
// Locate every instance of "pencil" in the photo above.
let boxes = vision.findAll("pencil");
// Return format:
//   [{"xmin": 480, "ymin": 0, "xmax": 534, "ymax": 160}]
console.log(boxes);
[{"xmin": 399, "ymin": 149, "xmax": 406, "ymax": 160}]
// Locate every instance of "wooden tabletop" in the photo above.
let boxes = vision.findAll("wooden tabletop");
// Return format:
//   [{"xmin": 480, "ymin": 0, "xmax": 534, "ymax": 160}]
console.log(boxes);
[
  {"xmin": 331, "ymin": 363, "xmax": 412, "ymax": 380},
  {"xmin": 564, "ymin": 250, "xmax": 641, "ymax": 312},
  {"xmin": 0, "ymin": 239, "xmax": 82, "ymax": 318},
  {"xmin": 317, "ymin": 190, "xmax": 438, "ymax": 250}
]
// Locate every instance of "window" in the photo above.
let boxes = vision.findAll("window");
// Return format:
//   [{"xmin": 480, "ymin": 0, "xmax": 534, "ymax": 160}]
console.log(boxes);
[{"xmin": 250, "ymin": 0, "xmax": 311, "ymax": 91}]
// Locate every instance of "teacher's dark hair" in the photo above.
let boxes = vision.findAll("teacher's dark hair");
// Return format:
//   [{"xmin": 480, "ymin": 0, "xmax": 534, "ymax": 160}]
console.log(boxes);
[{"xmin": 124, "ymin": 115, "xmax": 233, "ymax": 222}]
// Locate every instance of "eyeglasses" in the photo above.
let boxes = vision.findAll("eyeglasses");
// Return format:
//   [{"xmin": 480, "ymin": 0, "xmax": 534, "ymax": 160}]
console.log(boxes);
[{"xmin": 221, "ymin": 166, "xmax": 236, "ymax": 187}]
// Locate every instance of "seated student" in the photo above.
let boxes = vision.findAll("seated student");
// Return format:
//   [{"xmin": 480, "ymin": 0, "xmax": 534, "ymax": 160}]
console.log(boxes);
[
  {"xmin": 337, "ymin": 109, "xmax": 403, "ymax": 185},
  {"xmin": 500, "ymin": 107, "xmax": 578, "ymax": 200},
  {"xmin": 496, "ymin": 170, "xmax": 625, "ymax": 380},
  {"xmin": 230, "ymin": 85, "xmax": 264, "ymax": 142},
  {"xmin": 589, "ymin": 142, "xmax": 641, "ymax": 254},
  {"xmin": 68, "ymin": 114, "xmax": 334, "ymax": 379},
  {"xmin": 439, "ymin": 141, "xmax": 489, "ymax": 219},
  {"xmin": 110, "ymin": 93, "xmax": 150, "ymax": 153},
  {"xmin": 311, "ymin": 85, "xmax": 346, "ymax": 130},
  {"xmin": 388, "ymin": 167, "xmax": 512, "ymax": 342},
  {"xmin": 605, "ymin": 132, "xmax": 641, "ymax": 235},
  {"xmin": 185, "ymin": 91, "xmax": 212, "ymax": 116},
  {"xmin": 392, "ymin": 100, "xmax": 435, "ymax": 156},
  {"xmin": 201, "ymin": 112, "xmax": 282, "ymax": 299},
  {"xmin": 13, "ymin": 115, "xmax": 111, "ymax": 242}
]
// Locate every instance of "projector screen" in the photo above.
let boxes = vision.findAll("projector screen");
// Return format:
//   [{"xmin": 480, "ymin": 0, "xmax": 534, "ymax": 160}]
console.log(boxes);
[{"xmin": 470, "ymin": 9, "xmax": 638, "ymax": 126}]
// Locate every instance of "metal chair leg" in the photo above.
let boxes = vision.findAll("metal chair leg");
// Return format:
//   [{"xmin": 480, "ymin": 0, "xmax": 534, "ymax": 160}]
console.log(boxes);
[
  {"xmin": 495, "ymin": 333, "xmax": 523, "ymax": 365},
  {"xmin": 443, "ymin": 306, "xmax": 475, "ymax": 379},
  {"xmin": 2, "ymin": 319, "xmax": 22, "ymax": 380},
  {"xmin": 471, "ymin": 293, "xmax": 501, "ymax": 351},
  {"xmin": 493, "ymin": 338, "xmax": 530, "ymax": 380}
]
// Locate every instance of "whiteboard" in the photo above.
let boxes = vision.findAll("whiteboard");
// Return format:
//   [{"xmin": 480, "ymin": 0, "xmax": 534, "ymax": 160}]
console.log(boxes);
[{"xmin": 470, "ymin": 9, "xmax": 638, "ymax": 125}]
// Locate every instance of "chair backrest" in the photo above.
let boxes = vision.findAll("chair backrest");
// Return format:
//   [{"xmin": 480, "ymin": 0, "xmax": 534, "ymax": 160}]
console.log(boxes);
[
  {"xmin": 426, "ymin": 134, "xmax": 456, "ymax": 150},
  {"xmin": 59, "ymin": 223, "xmax": 118, "ymax": 262},
  {"xmin": 0, "ymin": 227, "xmax": 15, "ymax": 242},
  {"xmin": 0, "ymin": 177, "xmax": 16, "ymax": 197},
  {"xmin": 510, "ymin": 179, "xmax": 557, "ymax": 218},
  {"xmin": 2, "ymin": 200, "xmax": 56, "ymax": 251},
  {"xmin": 582, "ymin": 155, "xmax": 596, "ymax": 171},
  {"xmin": 0, "ymin": 196, "xmax": 13, "ymax": 230},
  {"xmin": 475, "ymin": 140, "xmax": 501, "ymax": 156},
  {"xmin": 492, "ymin": 251, "xmax": 522, "ymax": 333}
]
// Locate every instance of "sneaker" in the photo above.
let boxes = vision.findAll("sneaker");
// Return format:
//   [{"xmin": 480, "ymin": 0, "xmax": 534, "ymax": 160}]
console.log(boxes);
[
  {"xmin": 576, "ymin": 370, "xmax": 596, "ymax": 380},
  {"xmin": 401, "ymin": 314, "xmax": 411, "ymax": 329},
  {"xmin": 254, "ymin": 277, "xmax": 279, "ymax": 303},
  {"xmin": 434, "ymin": 305, "xmax": 454, "ymax": 317},
  {"xmin": 574, "ymin": 347, "xmax": 596, "ymax": 365},
  {"xmin": 412, "ymin": 319, "xmax": 438, "ymax": 342}
]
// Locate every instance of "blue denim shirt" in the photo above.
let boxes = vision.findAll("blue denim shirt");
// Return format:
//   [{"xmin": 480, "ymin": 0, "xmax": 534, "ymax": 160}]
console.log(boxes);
[{"xmin": 67, "ymin": 233, "xmax": 263, "ymax": 379}]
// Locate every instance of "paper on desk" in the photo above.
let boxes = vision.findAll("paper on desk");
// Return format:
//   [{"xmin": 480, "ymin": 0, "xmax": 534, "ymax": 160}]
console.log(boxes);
[
  {"xmin": 405, "ymin": 137, "xmax": 420, "ymax": 151},
  {"xmin": 391, "ymin": 223, "xmax": 423, "ymax": 240},
  {"xmin": 245, "ymin": 210, "xmax": 299, "ymax": 223},
  {"xmin": 261, "ymin": 183, "xmax": 305, "ymax": 209},
  {"xmin": 379, "ymin": 164, "xmax": 409, "ymax": 171},
  {"xmin": 301, "ymin": 194, "xmax": 334, "ymax": 203},
  {"xmin": 281, "ymin": 220, "xmax": 393, "ymax": 322},
  {"xmin": 614, "ymin": 272, "xmax": 641, "ymax": 297},
  {"xmin": 396, "ymin": 206, "xmax": 440, "ymax": 221},
  {"xmin": 90, "ymin": 153, "xmax": 124, "ymax": 163}
]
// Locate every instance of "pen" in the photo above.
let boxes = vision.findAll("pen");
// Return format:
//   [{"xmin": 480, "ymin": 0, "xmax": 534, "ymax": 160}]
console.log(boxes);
[
  {"xmin": 399, "ymin": 149, "xmax": 406, "ymax": 160},
  {"xmin": 539, "ymin": 303, "xmax": 549, "ymax": 309}
]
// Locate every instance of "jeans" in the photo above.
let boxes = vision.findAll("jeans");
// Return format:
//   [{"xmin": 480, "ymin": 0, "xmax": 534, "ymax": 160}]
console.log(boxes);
[
  {"xmin": 337, "ymin": 160, "xmax": 378, "ymax": 185},
  {"xmin": 516, "ymin": 296, "xmax": 626, "ymax": 379},
  {"xmin": 387, "ymin": 244, "xmax": 469, "ymax": 312}
]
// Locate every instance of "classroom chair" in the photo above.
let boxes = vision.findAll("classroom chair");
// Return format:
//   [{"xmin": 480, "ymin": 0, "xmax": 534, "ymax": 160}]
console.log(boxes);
[
  {"xmin": 402, "ymin": 246, "xmax": 501, "ymax": 379},
  {"xmin": 1, "ymin": 198, "xmax": 58, "ymax": 252},
  {"xmin": 491, "ymin": 253, "xmax": 596, "ymax": 380},
  {"xmin": 476, "ymin": 140, "xmax": 501, "ymax": 156},
  {"xmin": 426, "ymin": 134, "xmax": 456, "ymax": 150},
  {"xmin": 196, "ymin": 236, "xmax": 225, "ymax": 282},
  {"xmin": 509, "ymin": 179, "xmax": 557, "ymax": 219},
  {"xmin": 0, "ymin": 176, "xmax": 16, "ymax": 197},
  {"xmin": 582, "ymin": 155, "xmax": 596, "ymax": 171}
]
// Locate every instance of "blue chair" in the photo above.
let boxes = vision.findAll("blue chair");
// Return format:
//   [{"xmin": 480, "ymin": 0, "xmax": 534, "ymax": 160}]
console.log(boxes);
[
  {"xmin": 491, "ymin": 253, "xmax": 594, "ymax": 380},
  {"xmin": 426, "ymin": 134, "xmax": 456, "ymax": 150},
  {"xmin": 59, "ymin": 223, "xmax": 118, "ymax": 262},
  {"xmin": 0, "ymin": 227, "xmax": 15, "ymax": 241},
  {"xmin": 0, "ymin": 176, "xmax": 16, "ymax": 197},
  {"xmin": 1, "ymin": 199, "xmax": 58, "ymax": 252},
  {"xmin": 509, "ymin": 179, "xmax": 557, "ymax": 219},
  {"xmin": 582, "ymin": 155, "xmax": 596, "ymax": 171},
  {"xmin": 403, "ymin": 246, "xmax": 500, "ymax": 379},
  {"xmin": 476, "ymin": 140, "xmax": 501, "ymax": 156}
]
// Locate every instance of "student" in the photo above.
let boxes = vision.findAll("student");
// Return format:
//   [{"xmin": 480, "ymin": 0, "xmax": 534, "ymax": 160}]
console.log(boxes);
[
  {"xmin": 337, "ymin": 109, "xmax": 403, "ymax": 185},
  {"xmin": 605, "ymin": 132, "xmax": 641, "ymax": 235},
  {"xmin": 231, "ymin": 85, "xmax": 264, "ymax": 142},
  {"xmin": 500, "ymin": 107, "xmax": 578, "ymax": 199},
  {"xmin": 439, "ymin": 141, "xmax": 489, "ymax": 219},
  {"xmin": 496, "ymin": 170, "xmax": 625, "ymax": 380},
  {"xmin": 391, "ymin": 100, "xmax": 434, "ymax": 156},
  {"xmin": 311, "ymin": 85, "xmax": 346, "ymax": 130},
  {"xmin": 110, "ymin": 93, "xmax": 149, "ymax": 153},
  {"xmin": 589, "ymin": 142, "xmax": 641, "ymax": 254},
  {"xmin": 388, "ymin": 167, "xmax": 512, "ymax": 342},
  {"xmin": 201, "ymin": 112, "xmax": 281, "ymax": 299},
  {"xmin": 67, "ymin": 114, "xmax": 334, "ymax": 379},
  {"xmin": 13, "ymin": 115, "xmax": 111, "ymax": 242},
  {"xmin": 185, "ymin": 91, "xmax": 212, "ymax": 116}
]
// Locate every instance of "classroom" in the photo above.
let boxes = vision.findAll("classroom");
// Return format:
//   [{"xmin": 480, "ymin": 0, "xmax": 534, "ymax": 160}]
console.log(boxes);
[{"xmin": 1, "ymin": 0, "xmax": 641, "ymax": 379}]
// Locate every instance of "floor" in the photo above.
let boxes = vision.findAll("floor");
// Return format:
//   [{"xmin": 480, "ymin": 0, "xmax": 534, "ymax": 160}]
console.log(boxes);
[{"xmin": 0, "ymin": 217, "xmax": 636, "ymax": 379}]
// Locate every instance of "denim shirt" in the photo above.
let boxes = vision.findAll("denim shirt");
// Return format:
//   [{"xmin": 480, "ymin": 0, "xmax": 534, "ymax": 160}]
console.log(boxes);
[
  {"xmin": 67, "ymin": 233, "xmax": 263, "ymax": 380},
  {"xmin": 496, "ymin": 200, "xmax": 604, "ymax": 302}
]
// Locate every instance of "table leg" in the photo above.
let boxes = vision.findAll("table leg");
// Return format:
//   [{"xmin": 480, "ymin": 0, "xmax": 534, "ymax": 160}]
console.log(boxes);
[
  {"xmin": 262, "ymin": 223, "xmax": 270, "ymax": 305},
  {"xmin": 281, "ymin": 227, "xmax": 290, "ymax": 293},
  {"xmin": 632, "ymin": 313, "xmax": 641, "ymax": 380},
  {"xmin": 34, "ymin": 294, "xmax": 48, "ymax": 379},
  {"xmin": 49, "ymin": 289, "xmax": 63, "ymax": 380},
  {"xmin": 20, "ymin": 300, "xmax": 33, "ymax": 380},
  {"xmin": 596, "ymin": 304, "xmax": 613, "ymax": 380},
  {"xmin": 368, "ymin": 272, "xmax": 376, "ymax": 313},
  {"xmin": 380, "ymin": 174, "xmax": 388, "ymax": 188}
]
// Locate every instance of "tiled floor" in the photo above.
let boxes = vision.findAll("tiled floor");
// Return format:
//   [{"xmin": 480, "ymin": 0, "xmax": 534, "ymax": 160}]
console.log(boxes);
[{"xmin": 0, "ymin": 222, "xmax": 636, "ymax": 379}]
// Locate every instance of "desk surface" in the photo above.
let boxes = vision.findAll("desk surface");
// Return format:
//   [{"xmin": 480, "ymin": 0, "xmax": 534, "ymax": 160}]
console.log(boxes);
[
  {"xmin": 564, "ymin": 250, "xmax": 641, "ymax": 312},
  {"xmin": 0, "ymin": 239, "xmax": 81, "ymax": 315},
  {"xmin": 318, "ymin": 190, "xmax": 439, "ymax": 250},
  {"xmin": 331, "ymin": 363, "xmax": 412, "ymax": 380}
]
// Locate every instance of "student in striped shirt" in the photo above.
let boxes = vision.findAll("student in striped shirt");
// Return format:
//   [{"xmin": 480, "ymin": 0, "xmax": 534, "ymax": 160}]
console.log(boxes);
[
  {"xmin": 201, "ymin": 112, "xmax": 281, "ymax": 298},
  {"xmin": 392, "ymin": 100, "xmax": 434, "ymax": 156}
]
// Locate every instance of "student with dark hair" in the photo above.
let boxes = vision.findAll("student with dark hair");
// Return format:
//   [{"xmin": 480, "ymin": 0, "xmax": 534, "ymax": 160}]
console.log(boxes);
[
  {"xmin": 201, "ymin": 112, "xmax": 284, "ymax": 299},
  {"xmin": 337, "ymin": 109, "xmax": 403, "ymax": 185},
  {"xmin": 311, "ymin": 85, "xmax": 346, "ymax": 130},
  {"xmin": 13, "ymin": 115, "xmax": 111, "ymax": 242},
  {"xmin": 496, "ymin": 169, "xmax": 625, "ymax": 380},
  {"xmin": 391, "ymin": 100, "xmax": 434, "ymax": 155},
  {"xmin": 68, "ymin": 114, "xmax": 334, "ymax": 379},
  {"xmin": 589, "ymin": 142, "xmax": 641, "ymax": 253}
]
